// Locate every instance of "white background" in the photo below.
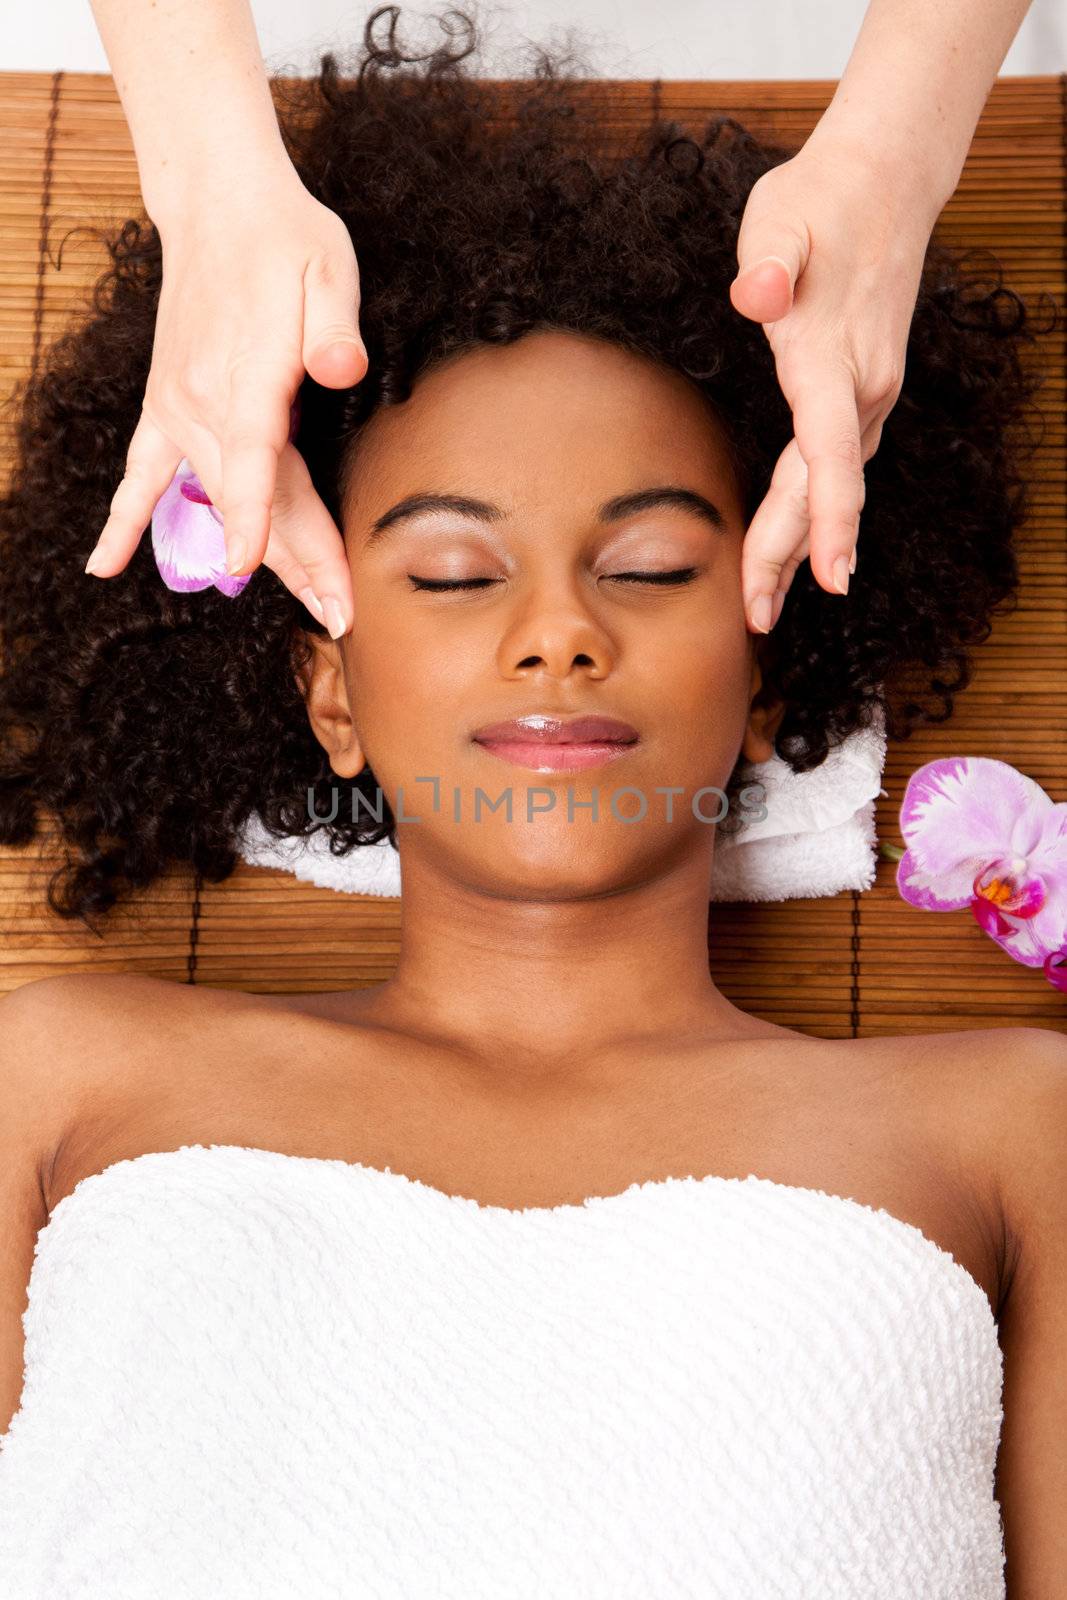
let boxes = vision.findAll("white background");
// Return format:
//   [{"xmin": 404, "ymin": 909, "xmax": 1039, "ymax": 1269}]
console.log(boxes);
[{"xmin": 5, "ymin": 0, "xmax": 1066, "ymax": 77}]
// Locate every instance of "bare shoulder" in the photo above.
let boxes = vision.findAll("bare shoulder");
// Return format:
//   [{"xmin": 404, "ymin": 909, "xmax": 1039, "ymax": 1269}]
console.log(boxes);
[
  {"xmin": 865, "ymin": 1019, "xmax": 1063, "ymax": 1084},
  {"xmin": 0, "ymin": 974, "xmax": 154, "ymax": 1439},
  {"xmin": 1, "ymin": 971, "xmax": 196, "ymax": 1078},
  {"xmin": 902, "ymin": 1023, "xmax": 1067, "ymax": 1242},
  {"xmin": 5, "ymin": 970, "xmax": 159, "ymax": 1023},
  {"xmin": 956, "ymin": 1024, "xmax": 1067, "ymax": 1588},
  {"xmin": 849, "ymin": 1023, "xmax": 1067, "ymax": 1584},
  {"xmin": 2, "ymin": 968, "xmax": 263, "ymax": 1054},
  {"xmin": 3, "ymin": 968, "xmax": 188, "ymax": 1024},
  {"xmin": 945, "ymin": 1024, "xmax": 1067, "ymax": 1195},
  {"xmin": 979, "ymin": 1025, "xmax": 1067, "ymax": 1288},
  {"xmin": 0, "ymin": 973, "xmax": 147, "ymax": 1121},
  {"xmin": 864, "ymin": 1022, "xmax": 1066, "ymax": 1147},
  {"xmin": 0, "ymin": 972, "xmax": 256, "ymax": 1154}
]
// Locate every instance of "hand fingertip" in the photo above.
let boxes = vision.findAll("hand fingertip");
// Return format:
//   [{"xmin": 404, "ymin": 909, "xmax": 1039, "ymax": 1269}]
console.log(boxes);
[
  {"xmin": 298, "ymin": 585, "xmax": 327, "ymax": 625},
  {"xmin": 320, "ymin": 594, "xmax": 349, "ymax": 641},
  {"xmin": 749, "ymin": 594, "xmax": 773, "ymax": 634},
  {"xmin": 831, "ymin": 555, "xmax": 851, "ymax": 596},
  {"xmin": 225, "ymin": 536, "xmax": 249, "ymax": 577}
]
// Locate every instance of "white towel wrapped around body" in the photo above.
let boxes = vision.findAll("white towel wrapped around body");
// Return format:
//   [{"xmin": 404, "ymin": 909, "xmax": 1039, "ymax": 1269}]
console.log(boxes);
[{"xmin": 0, "ymin": 1141, "xmax": 1004, "ymax": 1599}]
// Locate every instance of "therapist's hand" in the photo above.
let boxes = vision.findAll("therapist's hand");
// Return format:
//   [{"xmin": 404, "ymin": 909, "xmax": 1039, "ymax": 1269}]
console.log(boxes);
[
  {"xmin": 83, "ymin": 159, "xmax": 367, "ymax": 639},
  {"xmin": 730, "ymin": 132, "xmax": 944, "ymax": 634}
]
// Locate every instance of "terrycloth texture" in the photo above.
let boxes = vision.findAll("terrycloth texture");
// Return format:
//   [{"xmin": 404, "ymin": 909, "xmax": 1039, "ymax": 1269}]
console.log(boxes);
[
  {"xmin": 236, "ymin": 710, "xmax": 889, "ymax": 904},
  {"xmin": 0, "ymin": 1143, "xmax": 1004, "ymax": 1600}
]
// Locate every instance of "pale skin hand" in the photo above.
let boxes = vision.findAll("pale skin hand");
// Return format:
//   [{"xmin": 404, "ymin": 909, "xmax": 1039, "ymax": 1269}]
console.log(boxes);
[
  {"xmin": 729, "ymin": 130, "xmax": 944, "ymax": 636},
  {"xmin": 82, "ymin": 159, "xmax": 367, "ymax": 640},
  {"xmin": 83, "ymin": 0, "xmax": 1030, "ymax": 645},
  {"xmin": 730, "ymin": 0, "xmax": 1035, "ymax": 637},
  {"xmin": 88, "ymin": 125, "xmax": 914, "ymax": 644}
]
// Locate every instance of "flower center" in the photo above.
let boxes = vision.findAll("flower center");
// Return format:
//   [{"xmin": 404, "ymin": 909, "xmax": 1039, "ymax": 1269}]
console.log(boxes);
[{"xmin": 973, "ymin": 860, "xmax": 1045, "ymax": 919}]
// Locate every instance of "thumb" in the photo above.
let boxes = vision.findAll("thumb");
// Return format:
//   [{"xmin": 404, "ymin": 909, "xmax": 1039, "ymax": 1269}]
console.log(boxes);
[
  {"xmin": 301, "ymin": 259, "xmax": 369, "ymax": 389},
  {"xmin": 729, "ymin": 225, "xmax": 809, "ymax": 325}
]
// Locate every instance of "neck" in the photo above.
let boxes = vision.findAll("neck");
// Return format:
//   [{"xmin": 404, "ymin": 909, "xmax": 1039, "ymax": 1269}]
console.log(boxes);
[{"xmin": 358, "ymin": 844, "xmax": 751, "ymax": 1081}]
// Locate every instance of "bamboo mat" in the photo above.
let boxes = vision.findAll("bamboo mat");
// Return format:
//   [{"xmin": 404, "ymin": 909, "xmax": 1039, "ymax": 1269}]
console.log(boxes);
[{"xmin": 0, "ymin": 70, "xmax": 1063, "ymax": 1036}]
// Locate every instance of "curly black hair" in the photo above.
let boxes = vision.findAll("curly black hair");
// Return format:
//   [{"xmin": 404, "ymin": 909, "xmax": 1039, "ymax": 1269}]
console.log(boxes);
[{"xmin": 0, "ymin": 4, "xmax": 1057, "ymax": 929}]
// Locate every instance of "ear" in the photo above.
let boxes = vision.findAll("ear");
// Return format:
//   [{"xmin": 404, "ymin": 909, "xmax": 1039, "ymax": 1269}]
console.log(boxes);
[
  {"xmin": 293, "ymin": 631, "xmax": 367, "ymax": 779},
  {"xmin": 739, "ymin": 649, "xmax": 787, "ymax": 765}
]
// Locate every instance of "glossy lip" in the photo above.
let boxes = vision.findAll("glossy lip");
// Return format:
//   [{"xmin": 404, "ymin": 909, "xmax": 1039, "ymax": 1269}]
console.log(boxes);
[
  {"xmin": 471, "ymin": 712, "xmax": 639, "ymax": 744},
  {"xmin": 473, "ymin": 739, "xmax": 637, "ymax": 773},
  {"xmin": 471, "ymin": 712, "xmax": 640, "ymax": 774}
]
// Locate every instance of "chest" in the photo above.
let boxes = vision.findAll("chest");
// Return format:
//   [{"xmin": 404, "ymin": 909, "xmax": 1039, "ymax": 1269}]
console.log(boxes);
[{"xmin": 45, "ymin": 1000, "xmax": 1003, "ymax": 1321}]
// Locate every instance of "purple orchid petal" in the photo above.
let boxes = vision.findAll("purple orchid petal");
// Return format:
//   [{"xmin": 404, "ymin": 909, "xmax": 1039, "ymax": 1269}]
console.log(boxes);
[
  {"xmin": 897, "ymin": 755, "xmax": 1067, "ymax": 973},
  {"xmin": 895, "ymin": 847, "xmax": 968, "ymax": 913},
  {"xmin": 897, "ymin": 757, "xmax": 1052, "ymax": 910},
  {"xmin": 1043, "ymin": 949, "xmax": 1067, "ymax": 993},
  {"xmin": 151, "ymin": 460, "xmax": 251, "ymax": 597},
  {"xmin": 150, "ymin": 390, "xmax": 303, "ymax": 598},
  {"xmin": 179, "ymin": 478, "xmax": 213, "ymax": 506},
  {"xmin": 971, "ymin": 893, "xmax": 1031, "ymax": 954},
  {"xmin": 1031, "ymin": 860, "xmax": 1067, "ymax": 959},
  {"xmin": 985, "ymin": 807, "xmax": 1067, "ymax": 965},
  {"xmin": 975, "ymin": 870, "xmax": 1067, "ymax": 968}
]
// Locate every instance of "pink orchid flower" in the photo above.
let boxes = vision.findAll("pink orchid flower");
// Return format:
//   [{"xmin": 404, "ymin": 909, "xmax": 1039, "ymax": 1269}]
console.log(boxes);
[
  {"xmin": 896, "ymin": 756, "xmax": 1067, "ymax": 993},
  {"xmin": 151, "ymin": 394, "xmax": 302, "ymax": 596}
]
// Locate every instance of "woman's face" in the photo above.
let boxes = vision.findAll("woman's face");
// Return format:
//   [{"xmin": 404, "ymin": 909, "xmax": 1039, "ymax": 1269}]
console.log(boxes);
[{"xmin": 301, "ymin": 327, "xmax": 781, "ymax": 898}]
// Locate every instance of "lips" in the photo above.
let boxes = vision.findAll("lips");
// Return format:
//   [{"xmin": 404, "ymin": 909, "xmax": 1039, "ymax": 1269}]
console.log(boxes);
[{"xmin": 472, "ymin": 713, "xmax": 639, "ymax": 745}]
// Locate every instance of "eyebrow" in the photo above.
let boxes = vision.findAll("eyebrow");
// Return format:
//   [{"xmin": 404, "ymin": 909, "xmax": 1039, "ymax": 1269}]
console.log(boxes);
[{"xmin": 364, "ymin": 486, "xmax": 727, "ymax": 545}]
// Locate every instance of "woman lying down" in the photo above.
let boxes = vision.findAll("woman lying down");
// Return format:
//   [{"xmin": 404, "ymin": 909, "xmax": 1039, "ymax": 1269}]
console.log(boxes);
[{"xmin": 0, "ymin": 8, "xmax": 1064, "ymax": 1598}]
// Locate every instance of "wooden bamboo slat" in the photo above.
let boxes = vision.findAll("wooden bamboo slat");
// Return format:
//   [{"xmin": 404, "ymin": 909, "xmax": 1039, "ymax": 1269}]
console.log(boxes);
[{"xmin": 0, "ymin": 70, "xmax": 1063, "ymax": 1035}]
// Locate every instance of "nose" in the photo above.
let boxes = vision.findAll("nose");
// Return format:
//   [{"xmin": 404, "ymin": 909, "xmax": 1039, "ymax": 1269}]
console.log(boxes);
[{"xmin": 496, "ymin": 579, "xmax": 615, "ymax": 681}]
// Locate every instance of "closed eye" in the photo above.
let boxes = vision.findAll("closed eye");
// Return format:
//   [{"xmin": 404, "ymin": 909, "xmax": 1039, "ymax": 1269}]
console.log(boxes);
[
  {"xmin": 407, "ymin": 576, "xmax": 499, "ymax": 591},
  {"xmin": 407, "ymin": 568, "xmax": 700, "ymax": 592},
  {"xmin": 610, "ymin": 568, "xmax": 700, "ymax": 586}
]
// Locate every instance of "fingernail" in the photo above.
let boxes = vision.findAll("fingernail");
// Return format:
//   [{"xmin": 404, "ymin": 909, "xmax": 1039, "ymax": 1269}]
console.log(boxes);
[
  {"xmin": 832, "ymin": 555, "xmax": 850, "ymax": 596},
  {"xmin": 84, "ymin": 545, "xmax": 105, "ymax": 576},
  {"xmin": 750, "ymin": 593, "xmax": 773, "ymax": 633},
  {"xmin": 226, "ymin": 536, "xmax": 248, "ymax": 576},
  {"xmin": 321, "ymin": 594, "xmax": 347, "ymax": 640},
  {"xmin": 770, "ymin": 587, "xmax": 787, "ymax": 629},
  {"xmin": 298, "ymin": 586, "xmax": 327, "ymax": 625},
  {"xmin": 848, "ymin": 547, "xmax": 857, "ymax": 576}
]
